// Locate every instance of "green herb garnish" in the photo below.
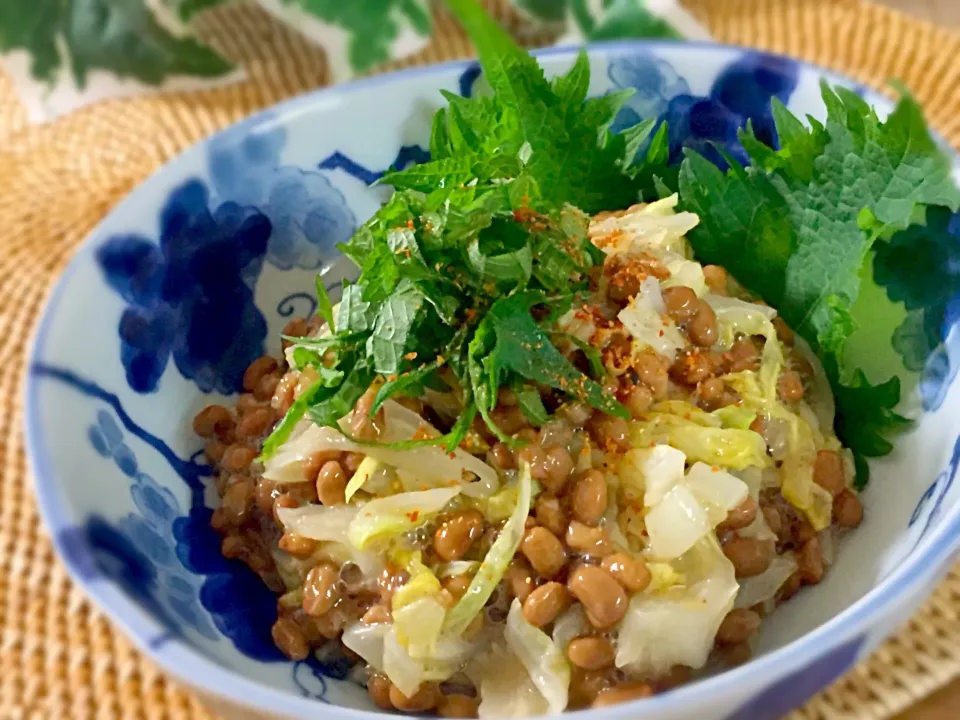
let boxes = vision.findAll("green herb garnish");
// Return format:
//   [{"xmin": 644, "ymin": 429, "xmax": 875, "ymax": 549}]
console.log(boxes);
[
  {"xmin": 262, "ymin": 0, "xmax": 960, "ymax": 490},
  {"xmin": 385, "ymin": 0, "xmax": 660, "ymax": 214},
  {"xmin": 258, "ymin": 0, "xmax": 658, "ymax": 458},
  {"xmin": 677, "ymin": 86, "xmax": 960, "ymax": 479},
  {"xmin": 314, "ymin": 274, "xmax": 336, "ymax": 333}
]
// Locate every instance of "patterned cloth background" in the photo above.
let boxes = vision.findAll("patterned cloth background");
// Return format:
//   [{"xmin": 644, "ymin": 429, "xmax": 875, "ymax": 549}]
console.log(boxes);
[{"xmin": 0, "ymin": 0, "xmax": 707, "ymax": 122}]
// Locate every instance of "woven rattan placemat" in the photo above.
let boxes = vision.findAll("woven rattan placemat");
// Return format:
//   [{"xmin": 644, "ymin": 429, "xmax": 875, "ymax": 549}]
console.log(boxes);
[{"xmin": 1, "ymin": 1, "xmax": 958, "ymax": 718}]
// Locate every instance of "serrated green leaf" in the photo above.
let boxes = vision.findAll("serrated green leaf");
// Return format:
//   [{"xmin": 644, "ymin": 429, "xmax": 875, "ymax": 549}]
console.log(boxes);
[
  {"xmin": 367, "ymin": 280, "xmax": 426, "ymax": 374},
  {"xmin": 679, "ymin": 150, "xmax": 795, "ymax": 308},
  {"xmin": 679, "ymin": 84, "xmax": 960, "ymax": 464},
  {"xmin": 314, "ymin": 274, "xmax": 336, "ymax": 333},
  {"xmin": 307, "ymin": 362, "xmax": 377, "ymax": 427},
  {"xmin": 0, "ymin": 0, "xmax": 61, "ymax": 82},
  {"xmin": 474, "ymin": 291, "xmax": 629, "ymax": 419},
  {"xmin": 516, "ymin": 386, "xmax": 549, "ymax": 427},
  {"xmin": 337, "ymin": 282, "xmax": 375, "ymax": 333},
  {"xmin": 428, "ymin": 0, "xmax": 649, "ymax": 214},
  {"xmin": 467, "ymin": 238, "xmax": 533, "ymax": 288},
  {"xmin": 382, "ymin": 155, "xmax": 480, "ymax": 194},
  {"xmin": 551, "ymin": 50, "xmax": 590, "ymax": 107},
  {"xmin": 372, "ymin": 360, "xmax": 440, "ymax": 413},
  {"xmin": 359, "ymin": 242, "xmax": 400, "ymax": 303},
  {"xmin": 621, "ymin": 117, "xmax": 657, "ymax": 165},
  {"xmin": 430, "ymin": 108, "xmax": 453, "ymax": 159}
]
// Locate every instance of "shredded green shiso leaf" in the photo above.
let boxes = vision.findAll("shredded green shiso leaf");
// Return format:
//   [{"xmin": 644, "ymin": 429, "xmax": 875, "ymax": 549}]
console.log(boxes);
[{"xmin": 262, "ymin": 0, "xmax": 960, "ymax": 487}]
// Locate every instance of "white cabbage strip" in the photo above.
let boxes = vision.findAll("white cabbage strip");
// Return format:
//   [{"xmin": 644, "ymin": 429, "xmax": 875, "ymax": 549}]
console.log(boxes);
[
  {"xmin": 618, "ymin": 278, "xmax": 686, "ymax": 362},
  {"xmin": 262, "ymin": 401, "xmax": 498, "ymax": 497},
  {"xmin": 616, "ymin": 538, "xmax": 738, "ymax": 675},
  {"xmin": 589, "ymin": 194, "xmax": 700, "ymax": 256}
]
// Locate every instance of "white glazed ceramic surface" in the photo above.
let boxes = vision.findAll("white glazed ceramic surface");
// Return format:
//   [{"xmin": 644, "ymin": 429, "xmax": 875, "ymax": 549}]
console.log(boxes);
[{"xmin": 24, "ymin": 42, "xmax": 960, "ymax": 720}]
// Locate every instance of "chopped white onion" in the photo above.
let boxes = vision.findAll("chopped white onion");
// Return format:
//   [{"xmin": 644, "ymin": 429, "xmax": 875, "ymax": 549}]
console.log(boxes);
[
  {"xmin": 762, "ymin": 417, "xmax": 790, "ymax": 461},
  {"xmin": 645, "ymin": 484, "xmax": 710, "ymax": 560},
  {"xmin": 637, "ymin": 275, "xmax": 666, "ymax": 314},
  {"xmin": 819, "ymin": 527, "xmax": 837, "ymax": 567},
  {"xmin": 793, "ymin": 335, "xmax": 836, "ymax": 433},
  {"xmin": 684, "ymin": 462, "xmax": 750, "ymax": 527},
  {"xmin": 342, "ymin": 622, "xmax": 389, "ymax": 670},
  {"xmin": 473, "ymin": 643, "xmax": 551, "ymax": 718},
  {"xmin": 275, "ymin": 504, "xmax": 381, "ymax": 576},
  {"xmin": 383, "ymin": 627, "xmax": 427, "ymax": 697},
  {"xmin": 348, "ymin": 486, "xmax": 461, "ymax": 550},
  {"xmin": 276, "ymin": 504, "xmax": 357, "ymax": 541},
  {"xmin": 504, "ymin": 600, "xmax": 570, "ymax": 715},
  {"xmin": 621, "ymin": 444, "xmax": 687, "ymax": 507},
  {"xmin": 551, "ymin": 605, "xmax": 588, "ymax": 656},
  {"xmin": 343, "ymin": 456, "xmax": 382, "ymax": 502},
  {"xmin": 660, "ymin": 252, "xmax": 707, "ymax": 296},
  {"xmin": 393, "ymin": 595, "xmax": 446, "ymax": 660},
  {"xmin": 590, "ymin": 195, "xmax": 700, "ymax": 257},
  {"xmin": 557, "ymin": 308, "xmax": 597, "ymax": 343},
  {"xmin": 618, "ymin": 287, "xmax": 686, "ymax": 362},
  {"xmin": 706, "ymin": 294, "xmax": 777, "ymax": 320},
  {"xmin": 617, "ymin": 537, "xmax": 738, "ymax": 675}
]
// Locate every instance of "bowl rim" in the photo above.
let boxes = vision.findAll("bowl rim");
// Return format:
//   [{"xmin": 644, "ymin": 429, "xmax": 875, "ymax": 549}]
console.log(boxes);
[{"xmin": 23, "ymin": 37, "xmax": 960, "ymax": 720}]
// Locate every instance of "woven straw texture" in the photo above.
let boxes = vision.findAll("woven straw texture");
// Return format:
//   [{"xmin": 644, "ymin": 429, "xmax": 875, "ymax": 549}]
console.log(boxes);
[{"xmin": 1, "ymin": 1, "xmax": 958, "ymax": 718}]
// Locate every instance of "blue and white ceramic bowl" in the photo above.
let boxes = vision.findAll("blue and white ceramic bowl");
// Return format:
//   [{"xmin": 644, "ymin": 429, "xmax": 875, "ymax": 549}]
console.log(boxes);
[{"xmin": 24, "ymin": 42, "xmax": 960, "ymax": 720}]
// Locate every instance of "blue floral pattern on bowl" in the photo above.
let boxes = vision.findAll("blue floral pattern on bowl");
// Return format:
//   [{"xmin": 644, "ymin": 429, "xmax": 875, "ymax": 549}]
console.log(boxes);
[
  {"xmin": 64, "ymin": 408, "xmax": 216, "ymax": 642},
  {"xmin": 23, "ymin": 43, "xmax": 960, "ymax": 720},
  {"xmin": 96, "ymin": 182, "xmax": 272, "ymax": 395},
  {"xmin": 40, "ymin": 368, "xmax": 341, "ymax": 700},
  {"xmin": 210, "ymin": 120, "xmax": 358, "ymax": 271},
  {"xmin": 609, "ymin": 50, "xmax": 799, "ymax": 167}
]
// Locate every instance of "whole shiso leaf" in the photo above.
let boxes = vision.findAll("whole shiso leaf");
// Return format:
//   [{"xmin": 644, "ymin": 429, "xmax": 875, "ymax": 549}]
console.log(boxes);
[
  {"xmin": 678, "ymin": 85, "xmax": 960, "ymax": 475},
  {"xmin": 388, "ymin": 0, "xmax": 659, "ymax": 214}
]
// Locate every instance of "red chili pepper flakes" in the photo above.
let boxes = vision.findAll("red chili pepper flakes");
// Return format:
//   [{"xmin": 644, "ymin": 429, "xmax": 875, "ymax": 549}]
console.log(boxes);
[
  {"xmin": 406, "ymin": 510, "xmax": 420, "ymax": 522},
  {"xmin": 412, "ymin": 426, "xmax": 434, "ymax": 442},
  {"xmin": 594, "ymin": 228, "xmax": 625, "ymax": 249}
]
